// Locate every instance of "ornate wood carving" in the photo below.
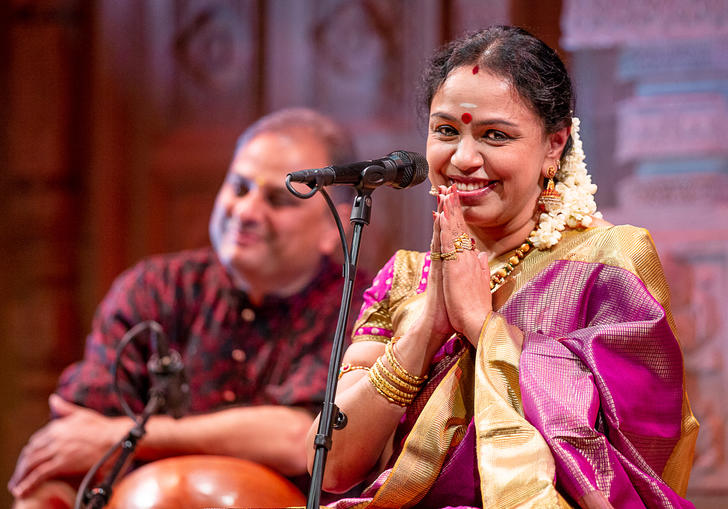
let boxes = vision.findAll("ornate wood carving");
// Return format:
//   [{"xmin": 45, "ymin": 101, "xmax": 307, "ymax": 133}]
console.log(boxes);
[
  {"xmin": 617, "ymin": 173, "xmax": 728, "ymax": 207},
  {"xmin": 170, "ymin": 0, "xmax": 260, "ymax": 126},
  {"xmin": 616, "ymin": 94, "xmax": 728, "ymax": 164},
  {"xmin": 658, "ymin": 238, "xmax": 728, "ymax": 490},
  {"xmin": 311, "ymin": 0, "xmax": 405, "ymax": 120}
]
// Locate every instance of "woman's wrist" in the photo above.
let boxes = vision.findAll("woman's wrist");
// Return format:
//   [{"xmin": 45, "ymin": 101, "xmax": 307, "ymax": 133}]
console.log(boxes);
[
  {"xmin": 462, "ymin": 309, "xmax": 493, "ymax": 347},
  {"xmin": 392, "ymin": 326, "xmax": 443, "ymax": 378}
]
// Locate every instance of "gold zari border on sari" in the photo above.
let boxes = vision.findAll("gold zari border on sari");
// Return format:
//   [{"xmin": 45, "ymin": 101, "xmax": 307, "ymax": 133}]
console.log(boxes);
[
  {"xmin": 475, "ymin": 312, "xmax": 568, "ymax": 508},
  {"xmin": 368, "ymin": 349, "xmax": 474, "ymax": 508},
  {"xmin": 494, "ymin": 226, "xmax": 697, "ymax": 496},
  {"xmin": 346, "ymin": 226, "xmax": 696, "ymax": 505}
]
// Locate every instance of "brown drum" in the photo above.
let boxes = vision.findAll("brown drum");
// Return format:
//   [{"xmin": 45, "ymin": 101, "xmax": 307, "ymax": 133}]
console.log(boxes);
[{"xmin": 107, "ymin": 455, "xmax": 306, "ymax": 508}]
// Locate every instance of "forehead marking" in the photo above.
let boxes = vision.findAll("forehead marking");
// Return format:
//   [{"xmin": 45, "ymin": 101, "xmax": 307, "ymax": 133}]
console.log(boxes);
[
  {"xmin": 461, "ymin": 112, "xmax": 472, "ymax": 124},
  {"xmin": 472, "ymin": 65, "xmax": 479, "ymax": 74},
  {"xmin": 460, "ymin": 102, "xmax": 477, "ymax": 108}
]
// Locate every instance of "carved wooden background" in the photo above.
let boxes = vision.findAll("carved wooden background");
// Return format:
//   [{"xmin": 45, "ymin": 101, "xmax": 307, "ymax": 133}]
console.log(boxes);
[
  {"xmin": 3, "ymin": 0, "xmax": 725, "ymax": 507},
  {"xmin": 563, "ymin": 0, "xmax": 728, "ymax": 506}
]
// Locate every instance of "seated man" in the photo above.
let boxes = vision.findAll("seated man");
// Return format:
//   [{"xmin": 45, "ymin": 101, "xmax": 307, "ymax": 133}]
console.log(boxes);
[{"xmin": 9, "ymin": 107, "xmax": 369, "ymax": 508}]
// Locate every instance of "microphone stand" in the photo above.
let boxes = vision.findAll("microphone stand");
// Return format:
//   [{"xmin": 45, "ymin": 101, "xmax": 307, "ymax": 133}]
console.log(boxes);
[
  {"xmin": 307, "ymin": 188, "xmax": 373, "ymax": 509},
  {"xmin": 75, "ymin": 324, "xmax": 183, "ymax": 509},
  {"xmin": 76, "ymin": 392, "xmax": 162, "ymax": 509}
]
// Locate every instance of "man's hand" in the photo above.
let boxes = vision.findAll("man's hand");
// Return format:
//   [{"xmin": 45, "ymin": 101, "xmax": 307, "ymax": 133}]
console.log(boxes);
[{"xmin": 8, "ymin": 394, "xmax": 130, "ymax": 499}]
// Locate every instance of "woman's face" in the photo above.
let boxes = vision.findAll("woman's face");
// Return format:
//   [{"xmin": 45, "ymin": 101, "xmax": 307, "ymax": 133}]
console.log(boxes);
[{"xmin": 426, "ymin": 65, "xmax": 564, "ymax": 235}]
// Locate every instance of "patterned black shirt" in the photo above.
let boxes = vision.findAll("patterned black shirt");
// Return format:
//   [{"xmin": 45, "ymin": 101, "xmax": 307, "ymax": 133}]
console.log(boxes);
[{"xmin": 56, "ymin": 247, "xmax": 368, "ymax": 417}]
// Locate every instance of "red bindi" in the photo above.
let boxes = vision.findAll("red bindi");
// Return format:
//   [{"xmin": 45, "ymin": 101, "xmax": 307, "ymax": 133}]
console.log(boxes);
[
  {"xmin": 461, "ymin": 112, "xmax": 472, "ymax": 124},
  {"xmin": 472, "ymin": 65, "xmax": 479, "ymax": 74}
]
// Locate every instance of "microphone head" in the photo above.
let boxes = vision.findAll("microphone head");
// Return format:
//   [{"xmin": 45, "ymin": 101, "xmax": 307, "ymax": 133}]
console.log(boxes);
[{"xmin": 389, "ymin": 150, "xmax": 429, "ymax": 189}]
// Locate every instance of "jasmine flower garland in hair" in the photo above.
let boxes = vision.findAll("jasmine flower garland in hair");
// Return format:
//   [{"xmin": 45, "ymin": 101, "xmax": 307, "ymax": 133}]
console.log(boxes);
[{"xmin": 529, "ymin": 117, "xmax": 601, "ymax": 250}]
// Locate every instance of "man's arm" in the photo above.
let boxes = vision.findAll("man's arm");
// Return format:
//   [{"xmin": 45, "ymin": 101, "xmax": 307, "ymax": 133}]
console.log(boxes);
[
  {"xmin": 10, "ymin": 250, "xmax": 341, "ymax": 501},
  {"xmin": 9, "ymin": 395, "xmax": 313, "ymax": 499},
  {"xmin": 139, "ymin": 404, "xmax": 313, "ymax": 475}
]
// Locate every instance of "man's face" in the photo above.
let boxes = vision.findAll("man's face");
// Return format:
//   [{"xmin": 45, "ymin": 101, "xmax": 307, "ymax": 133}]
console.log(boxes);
[{"xmin": 209, "ymin": 131, "xmax": 336, "ymax": 291}]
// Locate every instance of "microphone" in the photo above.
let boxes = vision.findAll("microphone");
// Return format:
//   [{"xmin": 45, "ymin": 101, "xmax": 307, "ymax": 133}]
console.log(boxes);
[
  {"xmin": 287, "ymin": 150, "xmax": 428, "ymax": 190},
  {"xmin": 147, "ymin": 325, "xmax": 190, "ymax": 419}
]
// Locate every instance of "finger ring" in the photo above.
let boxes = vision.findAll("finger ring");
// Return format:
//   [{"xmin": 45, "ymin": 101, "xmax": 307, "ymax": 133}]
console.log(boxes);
[
  {"xmin": 454, "ymin": 233, "xmax": 475, "ymax": 252},
  {"xmin": 431, "ymin": 250, "xmax": 457, "ymax": 261}
]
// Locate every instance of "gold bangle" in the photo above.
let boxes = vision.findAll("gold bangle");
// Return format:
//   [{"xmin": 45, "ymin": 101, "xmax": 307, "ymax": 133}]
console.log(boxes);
[
  {"xmin": 338, "ymin": 363, "xmax": 370, "ymax": 379},
  {"xmin": 374, "ymin": 357, "xmax": 420, "ymax": 398},
  {"xmin": 380, "ymin": 361, "xmax": 421, "ymax": 392},
  {"xmin": 372, "ymin": 359, "xmax": 416, "ymax": 400},
  {"xmin": 370, "ymin": 378, "xmax": 413, "ymax": 406},
  {"xmin": 368, "ymin": 360, "xmax": 415, "ymax": 406},
  {"xmin": 386, "ymin": 338, "xmax": 427, "ymax": 385},
  {"xmin": 370, "ymin": 381, "xmax": 411, "ymax": 406},
  {"xmin": 369, "ymin": 373, "xmax": 411, "ymax": 406}
]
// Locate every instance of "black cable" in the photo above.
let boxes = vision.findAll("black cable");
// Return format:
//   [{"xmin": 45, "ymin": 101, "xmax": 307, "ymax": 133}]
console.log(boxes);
[
  {"xmin": 75, "ymin": 320, "xmax": 166, "ymax": 508},
  {"xmin": 283, "ymin": 178, "xmax": 351, "ymax": 276},
  {"xmin": 285, "ymin": 174, "xmax": 320, "ymax": 199},
  {"xmin": 111, "ymin": 321, "xmax": 164, "ymax": 420},
  {"xmin": 318, "ymin": 187, "xmax": 351, "ymax": 272}
]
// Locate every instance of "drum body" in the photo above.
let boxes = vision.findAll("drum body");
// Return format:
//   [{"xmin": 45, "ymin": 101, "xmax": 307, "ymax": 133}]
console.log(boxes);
[{"xmin": 107, "ymin": 455, "xmax": 306, "ymax": 509}]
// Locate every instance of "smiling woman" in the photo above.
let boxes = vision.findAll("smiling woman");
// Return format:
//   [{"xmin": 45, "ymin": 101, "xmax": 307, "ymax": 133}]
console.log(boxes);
[
  {"xmin": 307, "ymin": 26, "xmax": 698, "ymax": 509},
  {"xmin": 426, "ymin": 65, "xmax": 564, "ymax": 245}
]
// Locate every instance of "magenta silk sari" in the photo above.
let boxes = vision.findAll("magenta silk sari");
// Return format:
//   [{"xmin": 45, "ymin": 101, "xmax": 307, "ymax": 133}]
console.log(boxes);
[{"xmin": 327, "ymin": 226, "xmax": 698, "ymax": 509}]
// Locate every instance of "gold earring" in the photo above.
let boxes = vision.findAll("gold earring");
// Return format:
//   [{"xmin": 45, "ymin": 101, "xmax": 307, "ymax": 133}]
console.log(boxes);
[{"xmin": 538, "ymin": 164, "xmax": 562, "ymax": 213}]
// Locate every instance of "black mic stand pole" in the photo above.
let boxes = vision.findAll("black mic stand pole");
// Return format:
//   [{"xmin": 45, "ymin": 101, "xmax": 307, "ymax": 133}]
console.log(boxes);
[
  {"xmin": 307, "ymin": 188, "xmax": 373, "ymax": 509},
  {"xmin": 77, "ymin": 392, "xmax": 163, "ymax": 509},
  {"xmin": 77, "ymin": 340, "xmax": 179, "ymax": 509}
]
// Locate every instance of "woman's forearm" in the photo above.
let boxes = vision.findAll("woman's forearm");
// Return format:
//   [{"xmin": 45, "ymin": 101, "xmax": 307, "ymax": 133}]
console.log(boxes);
[
  {"xmin": 307, "ymin": 371, "xmax": 406, "ymax": 493},
  {"xmin": 309, "ymin": 325, "xmax": 445, "ymax": 493}
]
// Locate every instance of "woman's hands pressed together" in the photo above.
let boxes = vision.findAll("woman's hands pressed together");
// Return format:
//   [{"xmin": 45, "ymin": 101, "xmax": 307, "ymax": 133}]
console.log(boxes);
[
  {"xmin": 429, "ymin": 185, "xmax": 493, "ymax": 346},
  {"xmin": 307, "ymin": 185, "xmax": 496, "ymax": 492}
]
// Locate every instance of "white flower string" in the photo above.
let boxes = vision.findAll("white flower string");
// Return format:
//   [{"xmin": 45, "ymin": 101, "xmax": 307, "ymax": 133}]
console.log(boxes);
[{"xmin": 529, "ymin": 117, "xmax": 601, "ymax": 250}]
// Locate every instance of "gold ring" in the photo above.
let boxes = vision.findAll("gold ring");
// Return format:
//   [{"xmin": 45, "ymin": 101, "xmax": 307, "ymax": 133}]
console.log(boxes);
[
  {"xmin": 431, "ymin": 250, "xmax": 457, "ymax": 261},
  {"xmin": 454, "ymin": 233, "xmax": 475, "ymax": 252}
]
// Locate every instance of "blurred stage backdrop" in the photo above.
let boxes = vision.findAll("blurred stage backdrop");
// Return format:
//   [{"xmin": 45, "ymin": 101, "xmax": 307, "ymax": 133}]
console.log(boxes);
[{"xmin": 1, "ymin": 0, "xmax": 727, "ymax": 507}]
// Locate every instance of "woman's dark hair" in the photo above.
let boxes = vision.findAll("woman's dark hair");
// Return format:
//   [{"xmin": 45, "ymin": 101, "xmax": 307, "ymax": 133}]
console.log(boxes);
[{"xmin": 420, "ymin": 25, "xmax": 574, "ymax": 157}]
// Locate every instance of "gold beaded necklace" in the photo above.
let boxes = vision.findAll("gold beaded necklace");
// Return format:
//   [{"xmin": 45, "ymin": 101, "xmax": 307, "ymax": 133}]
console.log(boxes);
[{"xmin": 489, "ymin": 238, "xmax": 534, "ymax": 291}]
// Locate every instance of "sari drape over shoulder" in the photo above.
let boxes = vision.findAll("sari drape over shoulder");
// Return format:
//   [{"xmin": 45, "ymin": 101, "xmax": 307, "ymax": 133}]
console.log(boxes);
[{"xmin": 328, "ymin": 226, "xmax": 698, "ymax": 509}]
